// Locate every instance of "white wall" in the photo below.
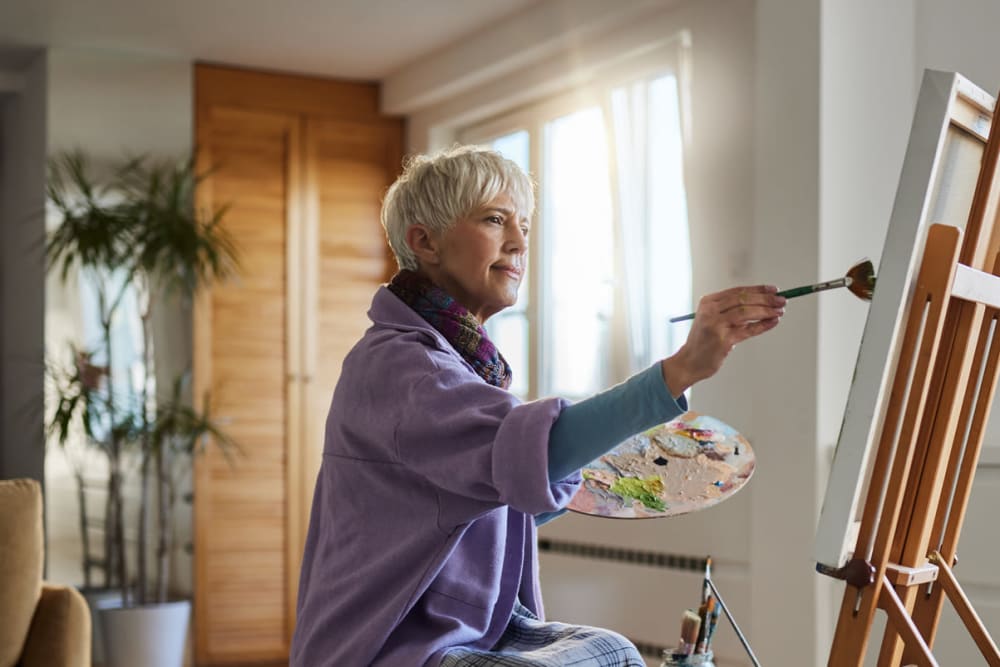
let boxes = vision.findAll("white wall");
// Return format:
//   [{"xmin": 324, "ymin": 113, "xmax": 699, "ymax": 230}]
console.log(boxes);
[
  {"xmin": 748, "ymin": 1, "xmax": 825, "ymax": 663},
  {"xmin": 916, "ymin": 0, "xmax": 1000, "ymax": 95},
  {"xmin": 43, "ymin": 47, "xmax": 195, "ymax": 593},
  {"xmin": 816, "ymin": 1, "xmax": 917, "ymax": 662},
  {"xmin": 818, "ymin": 3, "xmax": 916, "ymax": 454},
  {"xmin": 48, "ymin": 48, "xmax": 192, "ymax": 160}
]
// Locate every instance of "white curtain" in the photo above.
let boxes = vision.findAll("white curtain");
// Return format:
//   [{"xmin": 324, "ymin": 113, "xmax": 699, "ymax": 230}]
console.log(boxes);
[{"xmin": 604, "ymin": 73, "xmax": 692, "ymax": 380}]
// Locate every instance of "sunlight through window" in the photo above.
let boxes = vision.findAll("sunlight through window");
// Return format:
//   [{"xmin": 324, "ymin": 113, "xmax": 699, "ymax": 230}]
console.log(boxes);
[
  {"xmin": 470, "ymin": 69, "xmax": 692, "ymax": 403},
  {"xmin": 544, "ymin": 108, "xmax": 614, "ymax": 398}
]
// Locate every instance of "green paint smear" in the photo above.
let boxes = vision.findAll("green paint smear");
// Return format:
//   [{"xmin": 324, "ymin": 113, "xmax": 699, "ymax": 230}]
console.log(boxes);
[{"xmin": 610, "ymin": 475, "xmax": 667, "ymax": 512}]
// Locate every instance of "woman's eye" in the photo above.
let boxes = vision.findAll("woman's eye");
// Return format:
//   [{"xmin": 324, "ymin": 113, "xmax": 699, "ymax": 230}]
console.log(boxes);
[
  {"xmin": 520, "ymin": 226, "xmax": 530, "ymax": 236},
  {"xmin": 486, "ymin": 215, "xmax": 503, "ymax": 224}
]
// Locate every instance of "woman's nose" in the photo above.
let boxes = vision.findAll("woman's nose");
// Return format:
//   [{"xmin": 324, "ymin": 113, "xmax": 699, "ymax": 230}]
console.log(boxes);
[{"xmin": 505, "ymin": 224, "xmax": 528, "ymax": 252}]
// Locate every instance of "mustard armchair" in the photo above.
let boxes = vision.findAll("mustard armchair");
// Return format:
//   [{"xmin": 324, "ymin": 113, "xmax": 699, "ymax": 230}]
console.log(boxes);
[{"xmin": 0, "ymin": 478, "xmax": 90, "ymax": 667}]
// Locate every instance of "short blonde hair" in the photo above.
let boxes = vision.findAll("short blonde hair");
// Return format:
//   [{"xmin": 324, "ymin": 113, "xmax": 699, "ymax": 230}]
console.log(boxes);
[{"xmin": 381, "ymin": 145, "xmax": 535, "ymax": 271}]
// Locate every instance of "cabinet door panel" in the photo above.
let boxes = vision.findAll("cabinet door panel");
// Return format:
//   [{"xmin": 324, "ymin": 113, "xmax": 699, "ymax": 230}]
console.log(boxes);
[
  {"xmin": 309, "ymin": 119, "xmax": 400, "ymax": 394},
  {"xmin": 194, "ymin": 105, "xmax": 298, "ymax": 664}
]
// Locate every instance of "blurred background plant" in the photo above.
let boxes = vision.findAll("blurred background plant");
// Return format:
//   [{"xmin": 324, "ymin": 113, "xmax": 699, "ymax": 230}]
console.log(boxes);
[{"xmin": 45, "ymin": 149, "xmax": 239, "ymax": 606}]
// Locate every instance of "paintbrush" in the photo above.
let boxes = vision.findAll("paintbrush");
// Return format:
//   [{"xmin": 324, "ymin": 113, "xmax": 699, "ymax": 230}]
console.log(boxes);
[
  {"xmin": 702, "ymin": 556, "xmax": 712, "ymax": 604},
  {"xmin": 696, "ymin": 596, "xmax": 716, "ymax": 653},
  {"xmin": 678, "ymin": 609, "xmax": 702, "ymax": 655},
  {"xmin": 704, "ymin": 598, "xmax": 721, "ymax": 650},
  {"xmin": 668, "ymin": 259, "xmax": 876, "ymax": 323}
]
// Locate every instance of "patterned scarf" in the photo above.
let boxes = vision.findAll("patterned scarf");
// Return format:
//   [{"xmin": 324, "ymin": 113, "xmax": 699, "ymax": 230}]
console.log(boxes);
[{"xmin": 388, "ymin": 270, "xmax": 512, "ymax": 389}]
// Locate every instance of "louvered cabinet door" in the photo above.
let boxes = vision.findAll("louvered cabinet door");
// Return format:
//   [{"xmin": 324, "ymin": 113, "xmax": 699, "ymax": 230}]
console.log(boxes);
[
  {"xmin": 193, "ymin": 62, "xmax": 403, "ymax": 666},
  {"xmin": 295, "ymin": 118, "xmax": 402, "ymax": 563},
  {"xmin": 193, "ymin": 105, "xmax": 299, "ymax": 665}
]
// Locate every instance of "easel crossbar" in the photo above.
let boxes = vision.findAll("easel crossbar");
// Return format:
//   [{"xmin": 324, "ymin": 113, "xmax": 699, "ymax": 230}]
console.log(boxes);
[
  {"xmin": 885, "ymin": 562, "xmax": 938, "ymax": 587},
  {"xmin": 951, "ymin": 263, "xmax": 1000, "ymax": 308}
]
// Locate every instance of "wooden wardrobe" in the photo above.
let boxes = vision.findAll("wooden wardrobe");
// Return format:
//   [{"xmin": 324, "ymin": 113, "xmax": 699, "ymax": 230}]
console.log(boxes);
[{"xmin": 192, "ymin": 63, "xmax": 403, "ymax": 665}]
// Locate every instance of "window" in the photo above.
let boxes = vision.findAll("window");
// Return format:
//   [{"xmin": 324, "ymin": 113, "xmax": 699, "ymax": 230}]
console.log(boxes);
[
  {"xmin": 464, "ymin": 69, "xmax": 692, "ymax": 401},
  {"xmin": 78, "ymin": 267, "xmax": 149, "ymax": 438}
]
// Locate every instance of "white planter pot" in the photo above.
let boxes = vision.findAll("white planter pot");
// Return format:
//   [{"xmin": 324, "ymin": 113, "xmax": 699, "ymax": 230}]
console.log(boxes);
[
  {"xmin": 97, "ymin": 599, "xmax": 191, "ymax": 667},
  {"xmin": 80, "ymin": 588, "xmax": 122, "ymax": 666}
]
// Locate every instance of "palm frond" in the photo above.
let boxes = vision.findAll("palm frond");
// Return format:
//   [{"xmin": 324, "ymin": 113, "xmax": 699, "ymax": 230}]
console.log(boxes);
[
  {"xmin": 119, "ymin": 155, "xmax": 240, "ymax": 298},
  {"xmin": 46, "ymin": 150, "xmax": 138, "ymax": 282}
]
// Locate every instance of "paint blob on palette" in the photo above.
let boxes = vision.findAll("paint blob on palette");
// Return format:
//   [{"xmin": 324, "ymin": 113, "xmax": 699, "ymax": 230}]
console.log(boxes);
[{"xmin": 567, "ymin": 411, "xmax": 755, "ymax": 519}]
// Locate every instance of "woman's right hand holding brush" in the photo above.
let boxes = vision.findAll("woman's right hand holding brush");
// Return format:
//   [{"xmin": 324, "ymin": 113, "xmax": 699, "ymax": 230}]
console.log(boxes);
[{"xmin": 660, "ymin": 284, "xmax": 786, "ymax": 397}]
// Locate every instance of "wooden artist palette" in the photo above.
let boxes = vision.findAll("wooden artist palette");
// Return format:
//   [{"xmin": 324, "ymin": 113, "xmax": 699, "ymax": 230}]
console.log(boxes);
[{"xmin": 567, "ymin": 411, "xmax": 755, "ymax": 519}]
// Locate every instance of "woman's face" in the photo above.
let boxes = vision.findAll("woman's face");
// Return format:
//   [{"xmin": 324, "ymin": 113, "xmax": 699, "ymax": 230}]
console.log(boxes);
[{"xmin": 425, "ymin": 191, "xmax": 529, "ymax": 323}]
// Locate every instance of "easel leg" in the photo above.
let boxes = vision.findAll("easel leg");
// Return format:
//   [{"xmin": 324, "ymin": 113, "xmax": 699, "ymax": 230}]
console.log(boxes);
[
  {"xmin": 909, "ymin": 285, "xmax": 1000, "ymax": 660},
  {"xmin": 829, "ymin": 585, "xmax": 877, "ymax": 667},
  {"xmin": 929, "ymin": 551, "xmax": 1000, "ymax": 665},
  {"xmin": 878, "ymin": 579, "xmax": 939, "ymax": 667},
  {"xmin": 877, "ymin": 583, "xmax": 927, "ymax": 667}
]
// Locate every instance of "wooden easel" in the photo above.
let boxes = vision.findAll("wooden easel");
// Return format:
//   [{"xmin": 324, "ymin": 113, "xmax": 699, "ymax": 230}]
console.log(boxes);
[{"xmin": 824, "ymin": 94, "xmax": 1000, "ymax": 666}]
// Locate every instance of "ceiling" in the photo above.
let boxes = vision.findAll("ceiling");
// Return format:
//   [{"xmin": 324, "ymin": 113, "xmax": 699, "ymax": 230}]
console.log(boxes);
[{"xmin": 0, "ymin": 0, "xmax": 542, "ymax": 80}]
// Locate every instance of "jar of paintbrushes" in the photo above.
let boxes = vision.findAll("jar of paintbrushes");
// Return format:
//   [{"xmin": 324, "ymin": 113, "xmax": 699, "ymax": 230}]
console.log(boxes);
[
  {"xmin": 660, "ymin": 590, "xmax": 719, "ymax": 666},
  {"xmin": 664, "ymin": 557, "xmax": 761, "ymax": 667}
]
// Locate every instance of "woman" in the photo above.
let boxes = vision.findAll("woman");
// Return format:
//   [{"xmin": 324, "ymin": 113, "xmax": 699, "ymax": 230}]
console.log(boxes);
[{"xmin": 291, "ymin": 146, "xmax": 785, "ymax": 666}]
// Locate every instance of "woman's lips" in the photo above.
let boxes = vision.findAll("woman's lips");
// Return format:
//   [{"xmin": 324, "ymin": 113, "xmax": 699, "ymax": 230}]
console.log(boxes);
[{"xmin": 493, "ymin": 265, "xmax": 523, "ymax": 279}]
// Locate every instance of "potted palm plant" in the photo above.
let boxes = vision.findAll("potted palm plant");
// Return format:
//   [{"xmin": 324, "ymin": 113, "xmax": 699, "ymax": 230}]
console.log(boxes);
[{"xmin": 46, "ymin": 150, "xmax": 239, "ymax": 667}]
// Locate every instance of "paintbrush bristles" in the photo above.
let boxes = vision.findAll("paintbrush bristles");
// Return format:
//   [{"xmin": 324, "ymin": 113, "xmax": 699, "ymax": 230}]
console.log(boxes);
[
  {"xmin": 702, "ymin": 556, "xmax": 712, "ymax": 603},
  {"xmin": 845, "ymin": 259, "xmax": 876, "ymax": 301},
  {"xmin": 679, "ymin": 609, "xmax": 702, "ymax": 655}
]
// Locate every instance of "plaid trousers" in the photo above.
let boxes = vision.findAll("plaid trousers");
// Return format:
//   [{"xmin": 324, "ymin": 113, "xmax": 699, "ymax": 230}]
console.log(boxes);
[{"xmin": 439, "ymin": 601, "xmax": 645, "ymax": 667}]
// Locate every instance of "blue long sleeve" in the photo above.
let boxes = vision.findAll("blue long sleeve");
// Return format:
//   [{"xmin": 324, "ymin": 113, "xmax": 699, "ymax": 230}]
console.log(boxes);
[{"xmin": 548, "ymin": 363, "xmax": 688, "ymax": 483}]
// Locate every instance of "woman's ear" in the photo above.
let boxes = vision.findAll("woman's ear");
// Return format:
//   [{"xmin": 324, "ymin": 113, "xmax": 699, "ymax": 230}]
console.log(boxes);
[{"xmin": 406, "ymin": 224, "xmax": 441, "ymax": 266}]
